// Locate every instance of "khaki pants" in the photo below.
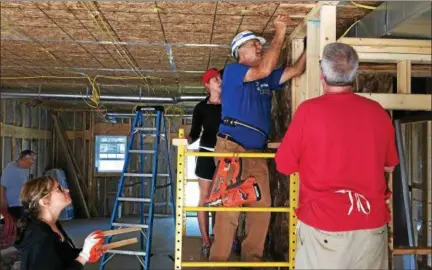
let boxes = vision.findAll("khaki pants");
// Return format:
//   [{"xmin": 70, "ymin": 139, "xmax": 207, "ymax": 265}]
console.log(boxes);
[
  {"xmin": 209, "ymin": 137, "xmax": 271, "ymax": 262},
  {"xmin": 295, "ymin": 221, "xmax": 388, "ymax": 269}
]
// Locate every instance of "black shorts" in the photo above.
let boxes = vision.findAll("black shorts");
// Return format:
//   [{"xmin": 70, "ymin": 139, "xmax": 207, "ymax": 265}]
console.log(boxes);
[{"xmin": 195, "ymin": 148, "xmax": 216, "ymax": 181}]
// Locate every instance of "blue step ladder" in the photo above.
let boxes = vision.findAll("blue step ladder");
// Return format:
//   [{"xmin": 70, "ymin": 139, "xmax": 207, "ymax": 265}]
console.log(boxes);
[{"xmin": 99, "ymin": 106, "xmax": 175, "ymax": 270}]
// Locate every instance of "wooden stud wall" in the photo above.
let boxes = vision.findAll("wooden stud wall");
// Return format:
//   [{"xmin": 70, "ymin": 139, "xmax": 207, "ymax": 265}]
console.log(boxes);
[
  {"xmin": 286, "ymin": 2, "xmax": 432, "ymax": 268},
  {"xmin": 0, "ymin": 99, "xmax": 52, "ymax": 178},
  {"xmin": 53, "ymin": 111, "xmax": 182, "ymax": 217}
]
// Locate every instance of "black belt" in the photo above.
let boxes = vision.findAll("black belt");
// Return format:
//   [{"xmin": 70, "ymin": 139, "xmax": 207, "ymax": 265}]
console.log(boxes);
[
  {"xmin": 217, "ymin": 133, "xmax": 245, "ymax": 148},
  {"xmin": 222, "ymin": 117, "xmax": 268, "ymax": 138}
]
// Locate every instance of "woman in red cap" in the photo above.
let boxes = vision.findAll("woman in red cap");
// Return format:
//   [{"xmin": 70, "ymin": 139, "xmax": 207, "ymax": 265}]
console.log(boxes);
[{"xmin": 187, "ymin": 68, "xmax": 222, "ymax": 258}]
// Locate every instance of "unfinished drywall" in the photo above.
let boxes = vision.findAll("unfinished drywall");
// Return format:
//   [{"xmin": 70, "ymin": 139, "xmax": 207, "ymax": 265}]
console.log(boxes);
[{"xmin": 0, "ymin": 99, "xmax": 52, "ymax": 178}]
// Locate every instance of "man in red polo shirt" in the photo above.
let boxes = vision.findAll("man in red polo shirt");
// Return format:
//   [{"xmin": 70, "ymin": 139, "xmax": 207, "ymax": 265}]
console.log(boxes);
[{"xmin": 275, "ymin": 43, "xmax": 399, "ymax": 269}]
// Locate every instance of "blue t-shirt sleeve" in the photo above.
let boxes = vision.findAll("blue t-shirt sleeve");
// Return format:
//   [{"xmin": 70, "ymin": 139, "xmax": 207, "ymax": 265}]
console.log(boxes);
[
  {"xmin": 1, "ymin": 167, "xmax": 13, "ymax": 188},
  {"xmin": 268, "ymin": 67, "xmax": 287, "ymax": 90},
  {"xmin": 223, "ymin": 63, "xmax": 250, "ymax": 89}
]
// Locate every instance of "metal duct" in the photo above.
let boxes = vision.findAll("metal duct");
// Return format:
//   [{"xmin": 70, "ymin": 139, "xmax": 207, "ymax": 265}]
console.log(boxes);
[
  {"xmin": 0, "ymin": 91, "xmax": 207, "ymax": 104},
  {"xmin": 346, "ymin": 1, "xmax": 431, "ymax": 39}
]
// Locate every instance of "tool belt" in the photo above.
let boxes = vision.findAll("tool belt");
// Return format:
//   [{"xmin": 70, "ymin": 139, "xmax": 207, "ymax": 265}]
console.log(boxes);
[{"xmin": 222, "ymin": 117, "xmax": 268, "ymax": 138}]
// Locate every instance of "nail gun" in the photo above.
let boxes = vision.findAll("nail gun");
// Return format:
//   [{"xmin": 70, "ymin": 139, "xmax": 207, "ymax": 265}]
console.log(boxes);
[{"xmin": 204, "ymin": 157, "xmax": 261, "ymax": 207}]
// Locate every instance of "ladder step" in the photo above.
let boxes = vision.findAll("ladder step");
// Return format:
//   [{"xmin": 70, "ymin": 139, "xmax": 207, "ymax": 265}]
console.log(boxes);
[
  {"xmin": 124, "ymin": 173, "xmax": 170, "ymax": 177},
  {"xmin": 118, "ymin": 197, "xmax": 151, "ymax": 203},
  {"xmin": 106, "ymin": 250, "xmax": 147, "ymax": 256},
  {"xmin": 129, "ymin": 150, "xmax": 155, "ymax": 154},
  {"xmin": 112, "ymin": 222, "xmax": 149, "ymax": 229},
  {"xmin": 135, "ymin": 127, "xmax": 156, "ymax": 131}
]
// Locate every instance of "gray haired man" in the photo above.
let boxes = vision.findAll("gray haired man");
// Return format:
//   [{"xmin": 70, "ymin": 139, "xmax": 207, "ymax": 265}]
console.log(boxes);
[
  {"xmin": 1, "ymin": 150, "xmax": 36, "ymax": 220},
  {"xmin": 275, "ymin": 43, "xmax": 398, "ymax": 269}
]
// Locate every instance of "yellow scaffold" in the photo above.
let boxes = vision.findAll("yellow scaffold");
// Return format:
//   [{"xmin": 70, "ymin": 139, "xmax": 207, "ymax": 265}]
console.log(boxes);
[{"xmin": 173, "ymin": 128, "xmax": 299, "ymax": 269}]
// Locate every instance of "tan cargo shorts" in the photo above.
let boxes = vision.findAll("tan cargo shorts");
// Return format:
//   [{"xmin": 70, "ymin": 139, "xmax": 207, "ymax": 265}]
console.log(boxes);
[{"xmin": 295, "ymin": 220, "xmax": 388, "ymax": 269}]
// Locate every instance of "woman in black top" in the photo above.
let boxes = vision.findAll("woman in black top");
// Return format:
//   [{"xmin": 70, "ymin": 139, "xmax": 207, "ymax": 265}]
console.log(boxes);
[
  {"xmin": 187, "ymin": 68, "xmax": 222, "ymax": 258},
  {"xmin": 14, "ymin": 176, "xmax": 105, "ymax": 270}
]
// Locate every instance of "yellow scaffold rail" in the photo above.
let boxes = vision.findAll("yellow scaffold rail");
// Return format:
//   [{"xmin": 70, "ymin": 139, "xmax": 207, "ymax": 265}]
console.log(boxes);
[
  {"xmin": 182, "ymin": 262, "xmax": 292, "ymax": 268},
  {"xmin": 184, "ymin": 207, "xmax": 290, "ymax": 212},
  {"xmin": 173, "ymin": 128, "xmax": 299, "ymax": 269}
]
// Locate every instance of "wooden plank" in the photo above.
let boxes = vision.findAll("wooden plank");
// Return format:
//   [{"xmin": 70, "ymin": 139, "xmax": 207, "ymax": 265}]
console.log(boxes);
[
  {"xmin": 101, "ymin": 237, "xmax": 138, "ymax": 250},
  {"xmin": 397, "ymin": 60, "xmax": 411, "ymax": 94},
  {"xmin": 1, "ymin": 99, "xmax": 6, "ymax": 170},
  {"xmin": 95, "ymin": 122, "xmax": 131, "ymax": 135},
  {"xmin": 393, "ymin": 247, "xmax": 432, "ymax": 255},
  {"xmin": 291, "ymin": 38, "xmax": 305, "ymax": 113},
  {"xmin": 0, "ymin": 124, "xmax": 51, "ymax": 139},
  {"xmin": 337, "ymin": 38, "xmax": 431, "ymax": 48},
  {"xmin": 305, "ymin": 20, "xmax": 320, "ymax": 100},
  {"xmin": 358, "ymin": 64, "xmax": 431, "ymax": 78},
  {"xmin": 289, "ymin": 1, "xmax": 339, "ymax": 39},
  {"xmin": 357, "ymin": 53, "xmax": 431, "ymax": 64},
  {"xmin": 83, "ymin": 112, "xmax": 87, "ymax": 184},
  {"xmin": 355, "ymin": 93, "xmax": 432, "ymax": 111},
  {"xmin": 420, "ymin": 122, "xmax": 429, "ymax": 262},
  {"xmin": 427, "ymin": 121, "xmax": 432, "ymax": 267},
  {"xmin": 102, "ymin": 227, "xmax": 141, "ymax": 237},
  {"xmin": 88, "ymin": 112, "xmax": 95, "ymax": 210},
  {"xmin": 52, "ymin": 113, "xmax": 92, "ymax": 218},
  {"xmin": 65, "ymin": 130, "xmax": 91, "ymax": 140},
  {"xmin": 319, "ymin": 5, "xmax": 336, "ymax": 58},
  {"xmin": 319, "ymin": 4, "xmax": 336, "ymax": 95},
  {"xmin": 352, "ymin": 46, "xmax": 430, "ymax": 55}
]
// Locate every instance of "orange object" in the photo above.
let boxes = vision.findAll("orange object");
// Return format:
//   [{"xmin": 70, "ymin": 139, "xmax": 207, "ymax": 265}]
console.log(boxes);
[
  {"xmin": 204, "ymin": 157, "xmax": 261, "ymax": 207},
  {"xmin": 0, "ymin": 208, "xmax": 17, "ymax": 249}
]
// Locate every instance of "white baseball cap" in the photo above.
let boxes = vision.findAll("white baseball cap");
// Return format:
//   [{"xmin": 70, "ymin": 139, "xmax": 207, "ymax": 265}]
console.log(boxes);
[{"xmin": 231, "ymin": 31, "xmax": 266, "ymax": 58}]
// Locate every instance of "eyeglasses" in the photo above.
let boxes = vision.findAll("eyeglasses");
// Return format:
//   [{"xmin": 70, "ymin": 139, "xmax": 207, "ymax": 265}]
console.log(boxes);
[{"xmin": 42, "ymin": 185, "xmax": 65, "ymax": 198}]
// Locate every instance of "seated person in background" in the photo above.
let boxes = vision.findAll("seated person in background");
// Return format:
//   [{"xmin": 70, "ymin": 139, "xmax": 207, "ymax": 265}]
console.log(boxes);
[{"xmin": 15, "ymin": 176, "xmax": 105, "ymax": 270}]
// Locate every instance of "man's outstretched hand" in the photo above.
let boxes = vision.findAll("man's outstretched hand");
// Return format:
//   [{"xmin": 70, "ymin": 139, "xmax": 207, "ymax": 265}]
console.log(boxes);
[{"xmin": 274, "ymin": 15, "xmax": 292, "ymax": 33}]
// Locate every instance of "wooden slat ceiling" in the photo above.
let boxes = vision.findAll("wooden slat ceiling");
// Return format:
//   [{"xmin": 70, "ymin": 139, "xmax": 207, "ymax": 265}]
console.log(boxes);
[{"xmin": 0, "ymin": 1, "xmax": 381, "ymax": 96}]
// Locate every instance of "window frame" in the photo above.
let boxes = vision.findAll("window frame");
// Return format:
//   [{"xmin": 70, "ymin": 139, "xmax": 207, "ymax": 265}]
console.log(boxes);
[{"xmin": 95, "ymin": 135, "xmax": 128, "ymax": 173}]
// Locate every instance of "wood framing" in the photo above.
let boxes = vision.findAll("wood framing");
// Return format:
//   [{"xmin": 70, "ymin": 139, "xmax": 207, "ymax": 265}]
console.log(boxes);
[
  {"xmin": 289, "ymin": 1, "xmax": 339, "ymax": 39},
  {"xmin": 1, "ymin": 123, "xmax": 51, "ymax": 139},
  {"xmin": 356, "ymin": 93, "xmax": 432, "ymax": 111},
  {"xmin": 428, "ymin": 121, "xmax": 432, "ymax": 266},
  {"xmin": 397, "ymin": 60, "xmax": 411, "ymax": 94},
  {"xmin": 337, "ymin": 38, "xmax": 432, "ymax": 64},
  {"xmin": 319, "ymin": 5, "xmax": 336, "ymax": 58},
  {"xmin": 305, "ymin": 20, "xmax": 321, "ymax": 100},
  {"xmin": 291, "ymin": 38, "xmax": 305, "ymax": 113}
]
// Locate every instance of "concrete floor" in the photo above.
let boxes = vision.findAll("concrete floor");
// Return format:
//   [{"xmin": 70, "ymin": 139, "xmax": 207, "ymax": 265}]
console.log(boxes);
[{"xmin": 62, "ymin": 216, "xmax": 207, "ymax": 270}]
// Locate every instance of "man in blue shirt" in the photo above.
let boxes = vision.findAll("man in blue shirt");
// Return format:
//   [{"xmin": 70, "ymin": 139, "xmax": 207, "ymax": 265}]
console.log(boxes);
[
  {"xmin": 1, "ymin": 150, "xmax": 36, "ymax": 220},
  {"xmin": 210, "ymin": 15, "xmax": 306, "ymax": 263}
]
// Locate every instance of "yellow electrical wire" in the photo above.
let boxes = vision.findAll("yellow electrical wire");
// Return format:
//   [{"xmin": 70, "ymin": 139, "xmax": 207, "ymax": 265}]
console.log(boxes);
[
  {"xmin": 340, "ymin": 20, "xmax": 360, "ymax": 38},
  {"xmin": 80, "ymin": 2, "xmax": 147, "ymax": 80},
  {"xmin": 0, "ymin": 76, "xmax": 86, "ymax": 80},
  {"xmin": 350, "ymin": 1, "xmax": 377, "ymax": 10}
]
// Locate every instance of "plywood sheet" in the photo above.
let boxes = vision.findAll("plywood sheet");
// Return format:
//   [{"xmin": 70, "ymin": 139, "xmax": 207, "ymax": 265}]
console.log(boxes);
[{"xmin": 0, "ymin": 1, "xmax": 382, "ymax": 98}]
